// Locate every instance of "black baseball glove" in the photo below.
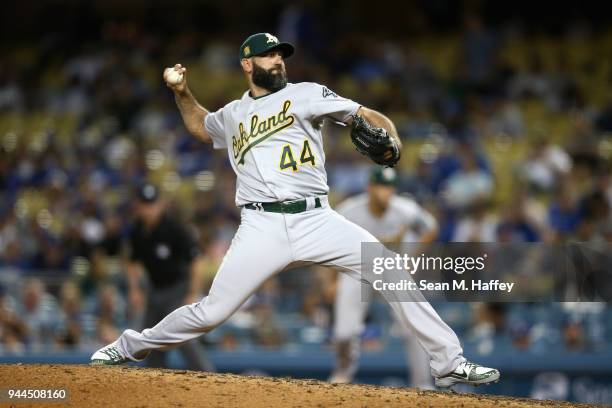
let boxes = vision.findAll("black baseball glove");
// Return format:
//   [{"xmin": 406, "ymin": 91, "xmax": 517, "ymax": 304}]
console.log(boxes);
[{"xmin": 350, "ymin": 115, "xmax": 401, "ymax": 167}]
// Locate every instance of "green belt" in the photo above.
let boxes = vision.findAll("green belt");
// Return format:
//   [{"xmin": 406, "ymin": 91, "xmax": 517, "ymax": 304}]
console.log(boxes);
[{"xmin": 243, "ymin": 197, "xmax": 322, "ymax": 214}]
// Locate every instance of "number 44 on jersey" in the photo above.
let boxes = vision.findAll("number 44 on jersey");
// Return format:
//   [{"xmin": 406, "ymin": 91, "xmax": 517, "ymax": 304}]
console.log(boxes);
[{"xmin": 280, "ymin": 139, "xmax": 315, "ymax": 172}]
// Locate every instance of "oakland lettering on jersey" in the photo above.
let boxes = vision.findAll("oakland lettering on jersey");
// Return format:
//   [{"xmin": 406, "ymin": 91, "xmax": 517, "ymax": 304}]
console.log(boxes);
[{"xmin": 232, "ymin": 100, "xmax": 295, "ymax": 164}]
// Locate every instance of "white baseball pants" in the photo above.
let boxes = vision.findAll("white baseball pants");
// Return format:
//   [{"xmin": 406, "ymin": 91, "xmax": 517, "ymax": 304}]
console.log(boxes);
[{"xmin": 118, "ymin": 198, "xmax": 464, "ymax": 377}]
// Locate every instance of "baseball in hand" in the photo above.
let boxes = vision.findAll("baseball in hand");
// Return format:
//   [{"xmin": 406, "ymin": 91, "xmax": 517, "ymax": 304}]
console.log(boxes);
[{"xmin": 164, "ymin": 67, "xmax": 184, "ymax": 85}]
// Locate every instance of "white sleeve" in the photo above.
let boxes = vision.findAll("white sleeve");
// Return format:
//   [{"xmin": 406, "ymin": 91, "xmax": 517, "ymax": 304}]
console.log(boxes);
[
  {"xmin": 204, "ymin": 108, "xmax": 227, "ymax": 149},
  {"xmin": 307, "ymin": 83, "xmax": 361, "ymax": 123},
  {"xmin": 398, "ymin": 198, "xmax": 438, "ymax": 235},
  {"xmin": 416, "ymin": 207, "xmax": 438, "ymax": 235}
]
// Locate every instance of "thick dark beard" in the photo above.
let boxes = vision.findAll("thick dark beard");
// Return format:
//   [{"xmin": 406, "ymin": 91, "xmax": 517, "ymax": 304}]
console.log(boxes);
[{"xmin": 252, "ymin": 61, "xmax": 287, "ymax": 93}]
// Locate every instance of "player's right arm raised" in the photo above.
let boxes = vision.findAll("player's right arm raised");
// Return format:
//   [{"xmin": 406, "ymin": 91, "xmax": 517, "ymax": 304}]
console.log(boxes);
[{"xmin": 164, "ymin": 64, "xmax": 213, "ymax": 144}]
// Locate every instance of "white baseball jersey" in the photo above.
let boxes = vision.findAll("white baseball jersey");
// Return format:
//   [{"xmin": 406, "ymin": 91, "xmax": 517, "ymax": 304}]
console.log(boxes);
[
  {"xmin": 336, "ymin": 194, "xmax": 438, "ymax": 242},
  {"xmin": 204, "ymin": 82, "xmax": 360, "ymax": 206}
]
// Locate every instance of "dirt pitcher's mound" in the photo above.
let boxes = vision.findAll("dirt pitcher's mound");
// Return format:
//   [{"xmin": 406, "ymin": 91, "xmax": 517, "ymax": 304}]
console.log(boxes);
[{"xmin": 0, "ymin": 364, "xmax": 599, "ymax": 408}]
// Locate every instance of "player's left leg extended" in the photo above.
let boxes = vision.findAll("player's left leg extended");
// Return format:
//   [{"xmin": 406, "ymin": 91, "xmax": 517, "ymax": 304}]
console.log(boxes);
[{"xmin": 290, "ymin": 207, "xmax": 499, "ymax": 387}]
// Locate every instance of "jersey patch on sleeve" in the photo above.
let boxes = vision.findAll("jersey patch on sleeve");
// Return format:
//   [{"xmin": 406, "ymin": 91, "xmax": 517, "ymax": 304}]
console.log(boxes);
[{"xmin": 321, "ymin": 86, "xmax": 338, "ymax": 99}]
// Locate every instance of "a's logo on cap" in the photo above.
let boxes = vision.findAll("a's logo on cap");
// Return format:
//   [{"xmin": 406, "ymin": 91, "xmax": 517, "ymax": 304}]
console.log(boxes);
[
  {"xmin": 244, "ymin": 46, "xmax": 251, "ymax": 56},
  {"xmin": 265, "ymin": 33, "xmax": 279, "ymax": 44},
  {"xmin": 382, "ymin": 168, "xmax": 396, "ymax": 181}
]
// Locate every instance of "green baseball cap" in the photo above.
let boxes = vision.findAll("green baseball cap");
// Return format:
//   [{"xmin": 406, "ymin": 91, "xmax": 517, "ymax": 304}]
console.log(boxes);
[
  {"xmin": 370, "ymin": 166, "xmax": 398, "ymax": 186},
  {"xmin": 239, "ymin": 33, "xmax": 295, "ymax": 59}
]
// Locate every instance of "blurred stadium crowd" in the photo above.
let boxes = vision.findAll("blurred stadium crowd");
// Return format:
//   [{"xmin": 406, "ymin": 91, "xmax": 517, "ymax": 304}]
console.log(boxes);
[{"xmin": 1, "ymin": 3, "xmax": 612, "ymax": 360}]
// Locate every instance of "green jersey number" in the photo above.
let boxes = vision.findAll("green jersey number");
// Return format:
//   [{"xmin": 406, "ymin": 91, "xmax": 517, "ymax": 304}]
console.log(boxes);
[{"xmin": 280, "ymin": 140, "xmax": 316, "ymax": 172}]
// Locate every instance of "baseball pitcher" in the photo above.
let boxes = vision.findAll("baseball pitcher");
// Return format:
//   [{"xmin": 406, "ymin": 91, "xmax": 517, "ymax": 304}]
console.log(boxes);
[{"xmin": 91, "ymin": 32, "xmax": 500, "ymax": 388}]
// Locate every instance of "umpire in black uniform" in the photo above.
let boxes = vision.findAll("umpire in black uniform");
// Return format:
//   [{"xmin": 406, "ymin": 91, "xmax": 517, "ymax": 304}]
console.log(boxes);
[{"xmin": 126, "ymin": 183, "xmax": 214, "ymax": 371}]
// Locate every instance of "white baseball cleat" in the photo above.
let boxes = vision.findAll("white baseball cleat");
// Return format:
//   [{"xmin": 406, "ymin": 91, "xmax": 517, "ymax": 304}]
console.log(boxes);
[
  {"xmin": 90, "ymin": 342, "xmax": 128, "ymax": 366},
  {"xmin": 435, "ymin": 360, "xmax": 500, "ymax": 388},
  {"xmin": 328, "ymin": 370, "xmax": 353, "ymax": 384}
]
